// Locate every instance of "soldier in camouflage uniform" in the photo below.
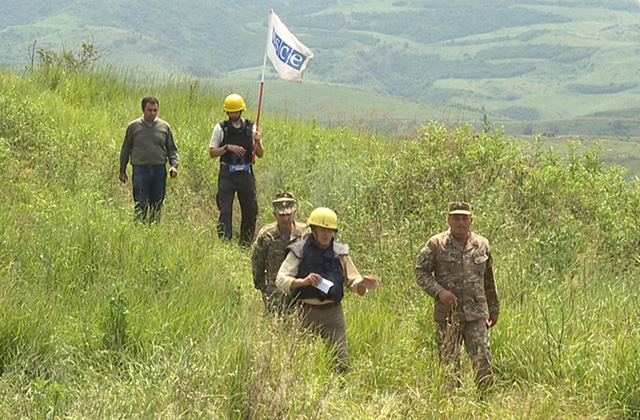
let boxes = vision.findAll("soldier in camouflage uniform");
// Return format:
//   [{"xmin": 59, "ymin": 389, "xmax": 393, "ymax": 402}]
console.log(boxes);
[
  {"xmin": 415, "ymin": 202, "xmax": 500, "ymax": 388},
  {"xmin": 251, "ymin": 192, "xmax": 306, "ymax": 313}
]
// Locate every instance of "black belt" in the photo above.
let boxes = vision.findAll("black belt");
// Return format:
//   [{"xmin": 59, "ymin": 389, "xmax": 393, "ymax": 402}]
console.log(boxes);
[{"xmin": 299, "ymin": 301, "xmax": 341, "ymax": 309}]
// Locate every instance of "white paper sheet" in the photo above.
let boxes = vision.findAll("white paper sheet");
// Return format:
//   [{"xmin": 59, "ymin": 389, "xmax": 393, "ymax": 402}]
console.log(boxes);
[{"xmin": 314, "ymin": 277, "xmax": 334, "ymax": 294}]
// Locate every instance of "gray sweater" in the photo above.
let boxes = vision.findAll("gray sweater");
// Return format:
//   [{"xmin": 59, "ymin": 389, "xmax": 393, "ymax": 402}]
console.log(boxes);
[{"xmin": 119, "ymin": 117, "xmax": 179, "ymax": 173}]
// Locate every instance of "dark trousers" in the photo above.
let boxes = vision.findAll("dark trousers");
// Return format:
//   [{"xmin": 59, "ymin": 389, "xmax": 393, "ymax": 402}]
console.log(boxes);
[
  {"xmin": 299, "ymin": 302, "xmax": 348, "ymax": 369},
  {"xmin": 132, "ymin": 165, "xmax": 166, "ymax": 223},
  {"xmin": 216, "ymin": 166, "xmax": 257, "ymax": 245}
]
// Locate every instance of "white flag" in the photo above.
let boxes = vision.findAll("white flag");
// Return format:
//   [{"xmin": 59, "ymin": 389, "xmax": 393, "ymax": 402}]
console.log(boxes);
[{"xmin": 266, "ymin": 9, "xmax": 314, "ymax": 82}]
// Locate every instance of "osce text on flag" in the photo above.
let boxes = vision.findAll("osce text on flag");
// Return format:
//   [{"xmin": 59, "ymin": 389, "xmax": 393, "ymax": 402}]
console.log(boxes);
[{"xmin": 271, "ymin": 27, "xmax": 309, "ymax": 71}]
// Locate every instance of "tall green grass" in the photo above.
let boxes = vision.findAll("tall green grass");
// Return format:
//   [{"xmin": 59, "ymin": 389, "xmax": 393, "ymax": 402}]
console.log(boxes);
[{"xmin": 0, "ymin": 65, "xmax": 639, "ymax": 418}]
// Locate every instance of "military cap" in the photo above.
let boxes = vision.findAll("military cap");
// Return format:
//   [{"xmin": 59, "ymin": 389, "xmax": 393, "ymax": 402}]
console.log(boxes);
[
  {"xmin": 272, "ymin": 192, "xmax": 296, "ymax": 215},
  {"xmin": 448, "ymin": 201, "xmax": 472, "ymax": 215}
]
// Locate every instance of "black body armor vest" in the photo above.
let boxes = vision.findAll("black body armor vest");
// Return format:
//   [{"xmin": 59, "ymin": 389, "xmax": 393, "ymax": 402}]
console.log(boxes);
[{"xmin": 288, "ymin": 237, "xmax": 348, "ymax": 303}]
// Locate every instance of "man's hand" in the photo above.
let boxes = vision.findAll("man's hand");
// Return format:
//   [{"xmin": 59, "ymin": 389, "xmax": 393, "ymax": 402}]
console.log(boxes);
[
  {"xmin": 228, "ymin": 144, "xmax": 246, "ymax": 156},
  {"xmin": 437, "ymin": 289, "xmax": 457, "ymax": 309},
  {"xmin": 488, "ymin": 314, "xmax": 498, "ymax": 328},
  {"xmin": 169, "ymin": 166, "xmax": 178, "ymax": 178},
  {"xmin": 354, "ymin": 275, "xmax": 380, "ymax": 295},
  {"xmin": 303, "ymin": 273, "xmax": 322, "ymax": 287},
  {"xmin": 119, "ymin": 172, "xmax": 128, "ymax": 183},
  {"xmin": 291, "ymin": 273, "xmax": 322, "ymax": 290}
]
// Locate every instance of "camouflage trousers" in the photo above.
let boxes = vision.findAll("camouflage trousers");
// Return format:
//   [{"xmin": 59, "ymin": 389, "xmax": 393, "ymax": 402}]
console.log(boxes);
[{"xmin": 435, "ymin": 317, "xmax": 493, "ymax": 387}]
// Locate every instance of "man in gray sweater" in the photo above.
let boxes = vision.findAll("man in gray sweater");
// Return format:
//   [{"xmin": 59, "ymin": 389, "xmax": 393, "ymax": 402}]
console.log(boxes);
[{"xmin": 119, "ymin": 97, "xmax": 179, "ymax": 223}]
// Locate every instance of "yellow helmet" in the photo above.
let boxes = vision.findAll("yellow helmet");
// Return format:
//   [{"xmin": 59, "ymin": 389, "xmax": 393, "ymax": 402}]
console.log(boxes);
[
  {"xmin": 307, "ymin": 207, "xmax": 338, "ymax": 231},
  {"xmin": 223, "ymin": 93, "xmax": 246, "ymax": 112}
]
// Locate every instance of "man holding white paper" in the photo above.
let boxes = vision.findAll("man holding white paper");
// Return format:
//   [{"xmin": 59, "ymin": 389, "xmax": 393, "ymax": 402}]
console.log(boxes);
[{"xmin": 276, "ymin": 207, "xmax": 379, "ymax": 371}]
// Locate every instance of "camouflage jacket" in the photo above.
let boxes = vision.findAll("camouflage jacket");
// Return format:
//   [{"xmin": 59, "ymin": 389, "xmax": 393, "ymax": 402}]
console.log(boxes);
[
  {"xmin": 415, "ymin": 229, "xmax": 499, "ymax": 323},
  {"xmin": 251, "ymin": 221, "xmax": 306, "ymax": 295}
]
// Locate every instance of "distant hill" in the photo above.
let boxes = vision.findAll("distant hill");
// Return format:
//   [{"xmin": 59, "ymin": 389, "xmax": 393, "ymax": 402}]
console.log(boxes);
[{"xmin": 2, "ymin": 0, "xmax": 640, "ymax": 136}]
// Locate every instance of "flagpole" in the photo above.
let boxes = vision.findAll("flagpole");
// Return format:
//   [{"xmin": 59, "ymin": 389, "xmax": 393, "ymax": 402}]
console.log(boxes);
[
  {"xmin": 256, "ymin": 52, "xmax": 267, "ymax": 131},
  {"xmin": 253, "ymin": 44, "xmax": 268, "ymax": 164}
]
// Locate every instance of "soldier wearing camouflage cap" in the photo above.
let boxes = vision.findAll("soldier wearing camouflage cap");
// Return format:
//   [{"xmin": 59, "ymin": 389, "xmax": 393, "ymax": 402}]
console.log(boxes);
[
  {"xmin": 251, "ymin": 192, "xmax": 306, "ymax": 313},
  {"xmin": 415, "ymin": 201, "xmax": 500, "ymax": 388}
]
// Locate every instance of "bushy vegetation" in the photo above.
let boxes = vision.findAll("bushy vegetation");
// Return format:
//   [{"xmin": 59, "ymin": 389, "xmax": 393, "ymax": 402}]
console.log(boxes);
[{"xmin": 0, "ymin": 62, "xmax": 639, "ymax": 418}]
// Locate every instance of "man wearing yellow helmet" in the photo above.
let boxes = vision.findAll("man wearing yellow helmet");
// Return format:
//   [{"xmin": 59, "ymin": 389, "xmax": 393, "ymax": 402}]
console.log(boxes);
[
  {"xmin": 276, "ymin": 207, "xmax": 379, "ymax": 370},
  {"xmin": 209, "ymin": 93, "xmax": 264, "ymax": 245}
]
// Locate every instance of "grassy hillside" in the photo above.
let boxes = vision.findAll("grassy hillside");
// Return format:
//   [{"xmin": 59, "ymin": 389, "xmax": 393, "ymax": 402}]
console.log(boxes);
[
  {"xmin": 2, "ymin": 0, "xmax": 640, "ymax": 136},
  {"xmin": 1, "ymin": 64, "xmax": 639, "ymax": 418}
]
